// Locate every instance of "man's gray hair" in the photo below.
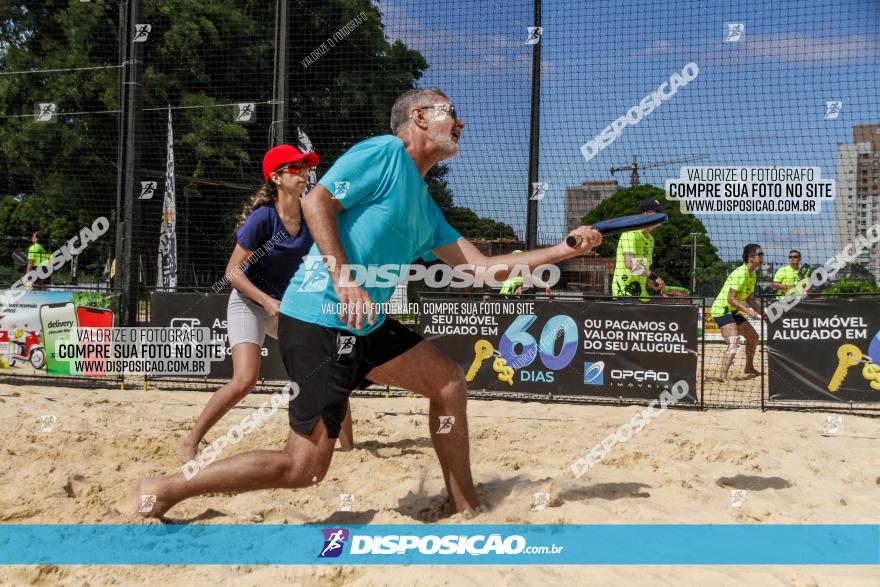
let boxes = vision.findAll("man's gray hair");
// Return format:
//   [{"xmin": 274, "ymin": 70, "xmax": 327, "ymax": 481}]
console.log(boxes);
[{"xmin": 390, "ymin": 87, "xmax": 448, "ymax": 135}]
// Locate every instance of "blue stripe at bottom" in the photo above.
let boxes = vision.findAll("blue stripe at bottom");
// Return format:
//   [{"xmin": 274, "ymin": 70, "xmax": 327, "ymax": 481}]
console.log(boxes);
[{"xmin": 0, "ymin": 525, "xmax": 877, "ymax": 565}]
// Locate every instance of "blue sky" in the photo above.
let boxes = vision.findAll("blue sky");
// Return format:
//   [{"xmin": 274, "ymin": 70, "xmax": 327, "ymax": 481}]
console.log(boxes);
[{"xmin": 378, "ymin": 0, "xmax": 880, "ymax": 264}]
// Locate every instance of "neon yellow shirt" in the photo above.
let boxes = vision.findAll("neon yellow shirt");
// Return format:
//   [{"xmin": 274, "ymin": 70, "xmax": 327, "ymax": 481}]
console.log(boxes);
[
  {"xmin": 27, "ymin": 243, "xmax": 50, "ymax": 268},
  {"xmin": 711, "ymin": 264, "xmax": 756, "ymax": 317},
  {"xmin": 500, "ymin": 275, "xmax": 524, "ymax": 296},
  {"xmin": 773, "ymin": 265, "xmax": 805, "ymax": 299},
  {"xmin": 612, "ymin": 229, "xmax": 654, "ymax": 299}
]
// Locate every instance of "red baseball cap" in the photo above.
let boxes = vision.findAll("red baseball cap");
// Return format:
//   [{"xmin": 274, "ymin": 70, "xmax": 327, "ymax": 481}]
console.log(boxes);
[{"xmin": 262, "ymin": 144, "xmax": 320, "ymax": 181}]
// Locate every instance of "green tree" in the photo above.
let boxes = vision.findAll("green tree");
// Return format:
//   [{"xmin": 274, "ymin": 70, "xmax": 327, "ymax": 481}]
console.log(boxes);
[
  {"xmin": 836, "ymin": 263, "xmax": 877, "ymax": 287},
  {"xmin": 825, "ymin": 279, "xmax": 879, "ymax": 294},
  {"xmin": 0, "ymin": 0, "xmax": 514, "ymax": 286},
  {"xmin": 582, "ymin": 184, "xmax": 722, "ymax": 295},
  {"xmin": 0, "ymin": 1, "xmax": 121, "ymax": 280}
]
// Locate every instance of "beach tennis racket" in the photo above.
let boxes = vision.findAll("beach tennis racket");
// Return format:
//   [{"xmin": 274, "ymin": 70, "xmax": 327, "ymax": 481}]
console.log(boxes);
[
  {"xmin": 798, "ymin": 263, "xmax": 811, "ymax": 280},
  {"xmin": 11, "ymin": 250, "xmax": 27, "ymax": 265},
  {"xmin": 661, "ymin": 285, "xmax": 690, "ymax": 297},
  {"xmin": 566, "ymin": 213, "xmax": 668, "ymax": 247}
]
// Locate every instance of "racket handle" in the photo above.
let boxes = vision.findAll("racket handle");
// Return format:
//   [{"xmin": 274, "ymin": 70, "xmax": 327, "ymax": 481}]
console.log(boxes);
[{"xmin": 566, "ymin": 225, "xmax": 593, "ymax": 248}]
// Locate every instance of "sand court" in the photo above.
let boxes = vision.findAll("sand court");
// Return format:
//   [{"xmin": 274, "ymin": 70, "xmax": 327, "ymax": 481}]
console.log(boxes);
[{"xmin": 1, "ymin": 381, "xmax": 878, "ymax": 584}]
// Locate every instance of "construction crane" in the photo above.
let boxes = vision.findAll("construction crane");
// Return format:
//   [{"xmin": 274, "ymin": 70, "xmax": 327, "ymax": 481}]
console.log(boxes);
[{"xmin": 610, "ymin": 154, "xmax": 710, "ymax": 187}]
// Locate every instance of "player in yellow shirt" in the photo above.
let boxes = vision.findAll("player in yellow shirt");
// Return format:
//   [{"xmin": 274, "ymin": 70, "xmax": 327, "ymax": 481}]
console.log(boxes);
[
  {"xmin": 709, "ymin": 243, "xmax": 765, "ymax": 381},
  {"xmin": 612, "ymin": 198, "xmax": 666, "ymax": 300},
  {"xmin": 500, "ymin": 250, "xmax": 553, "ymax": 298},
  {"xmin": 772, "ymin": 249, "xmax": 809, "ymax": 299},
  {"xmin": 25, "ymin": 232, "xmax": 52, "ymax": 290},
  {"xmin": 500, "ymin": 250, "xmax": 525, "ymax": 297}
]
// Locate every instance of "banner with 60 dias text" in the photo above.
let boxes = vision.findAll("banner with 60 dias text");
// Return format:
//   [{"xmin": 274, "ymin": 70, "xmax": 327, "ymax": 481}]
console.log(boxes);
[{"xmin": 418, "ymin": 297, "xmax": 698, "ymax": 403}]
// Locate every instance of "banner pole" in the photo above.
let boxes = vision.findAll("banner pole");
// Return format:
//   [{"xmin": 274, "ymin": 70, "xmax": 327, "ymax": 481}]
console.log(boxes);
[
  {"xmin": 760, "ymin": 296, "xmax": 765, "ymax": 411},
  {"xmin": 700, "ymin": 298, "xmax": 705, "ymax": 410}
]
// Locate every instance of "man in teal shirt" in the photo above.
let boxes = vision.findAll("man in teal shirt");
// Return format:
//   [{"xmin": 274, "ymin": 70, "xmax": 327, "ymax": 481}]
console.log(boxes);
[
  {"xmin": 281, "ymin": 133, "xmax": 463, "ymax": 332},
  {"xmin": 130, "ymin": 88, "xmax": 602, "ymax": 518}
]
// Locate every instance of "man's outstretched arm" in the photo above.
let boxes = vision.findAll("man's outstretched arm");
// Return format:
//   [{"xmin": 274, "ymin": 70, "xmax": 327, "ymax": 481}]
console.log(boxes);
[{"xmin": 431, "ymin": 226, "xmax": 602, "ymax": 281}]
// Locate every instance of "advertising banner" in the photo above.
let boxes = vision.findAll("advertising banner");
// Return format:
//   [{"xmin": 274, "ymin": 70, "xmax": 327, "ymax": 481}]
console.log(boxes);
[
  {"xmin": 149, "ymin": 292, "xmax": 287, "ymax": 380},
  {"xmin": 419, "ymin": 298, "xmax": 698, "ymax": 403},
  {"xmin": 0, "ymin": 290, "xmax": 73, "ymax": 334},
  {"xmin": 768, "ymin": 297, "xmax": 880, "ymax": 403},
  {"xmin": 0, "ymin": 290, "xmax": 116, "ymax": 376}
]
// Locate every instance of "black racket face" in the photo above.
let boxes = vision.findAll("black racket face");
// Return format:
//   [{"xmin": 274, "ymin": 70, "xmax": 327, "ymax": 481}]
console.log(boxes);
[
  {"xmin": 12, "ymin": 250, "xmax": 28, "ymax": 265},
  {"xmin": 592, "ymin": 213, "xmax": 668, "ymax": 236},
  {"xmin": 798, "ymin": 263, "xmax": 811, "ymax": 279},
  {"xmin": 565, "ymin": 213, "xmax": 669, "ymax": 247}
]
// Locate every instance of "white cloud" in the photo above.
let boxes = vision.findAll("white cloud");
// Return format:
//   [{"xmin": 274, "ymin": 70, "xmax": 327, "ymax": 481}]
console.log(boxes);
[
  {"xmin": 708, "ymin": 32, "xmax": 880, "ymax": 66},
  {"xmin": 377, "ymin": 0, "xmax": 552, "ymax": 78}
]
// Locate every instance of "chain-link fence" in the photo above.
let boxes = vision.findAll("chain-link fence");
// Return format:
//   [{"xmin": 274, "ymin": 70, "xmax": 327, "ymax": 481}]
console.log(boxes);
[{"xmin": 1, "ymin": 0, "xmax": 878, "ymax": 412}]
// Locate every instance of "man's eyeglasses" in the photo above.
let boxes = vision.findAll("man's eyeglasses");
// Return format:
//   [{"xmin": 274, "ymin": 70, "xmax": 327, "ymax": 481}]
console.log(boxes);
[
  {"xmin": 417, "ymin": 103, "xmax": 459, "ymax": 121},
  {"xmin": 789, "ymin": 255, "xmax": 800, "ymax": 259}
]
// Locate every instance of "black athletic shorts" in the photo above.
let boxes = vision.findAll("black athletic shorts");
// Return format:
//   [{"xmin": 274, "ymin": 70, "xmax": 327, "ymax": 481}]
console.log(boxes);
[
  {"xmin": 277, "ymin": 314, "xmax": 423, "ymax": 438},
  {"xmin": 714, "ymin": 312, "xmax": 747, "ymax": 327}
]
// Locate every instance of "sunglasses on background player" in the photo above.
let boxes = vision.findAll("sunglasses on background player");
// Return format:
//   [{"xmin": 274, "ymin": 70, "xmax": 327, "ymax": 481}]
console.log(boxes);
[
  {"xmin": 789, "ymin": 255, "xmax": 800, "ymax": 259},
  {"xmin": 417, "ymin": 103, "xmax": 459, "ymax": 120}
]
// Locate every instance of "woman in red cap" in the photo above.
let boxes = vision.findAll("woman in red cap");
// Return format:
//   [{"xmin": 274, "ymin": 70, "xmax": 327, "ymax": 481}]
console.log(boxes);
[{"xmin": 178, "ymin": 145, "xmax": 353, "ymax": 463}]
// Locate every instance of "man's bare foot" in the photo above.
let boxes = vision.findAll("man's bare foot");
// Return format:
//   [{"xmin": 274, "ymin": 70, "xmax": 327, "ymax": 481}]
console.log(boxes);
[
  {"xmin": 177, "ymin": 442, "xmax": 198, "ymax": 463},
  {"xmin": 743, "ymin": 369, "xmax": 763, "ymax": 378},
  {"xmin": 337, "ymin": 438, "xmax": 354, "ymax": 452},
  {"xmin": 129, "ymin": 478, "xmax": 170, "ymax": 518},
  {"xmin": 706, "ymin": 376, "xmax": 725, "ymax": 383},
  {"xmin": 458, "ymin": 502, "xmax": 488, "ymax": 519}
]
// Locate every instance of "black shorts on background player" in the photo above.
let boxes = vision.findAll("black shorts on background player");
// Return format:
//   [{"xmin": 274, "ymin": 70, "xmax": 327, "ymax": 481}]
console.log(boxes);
[{"xmin": 277, "ymin": 313, "xmax": 422, "ymax": 438}]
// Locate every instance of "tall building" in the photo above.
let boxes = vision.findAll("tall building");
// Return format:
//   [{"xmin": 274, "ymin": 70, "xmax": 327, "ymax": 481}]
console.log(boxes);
[
  {"xmin": 564, "ymin": 180, "xmax": 620, "ymax": 233},
  {"xmin": 835, "ymin": 124, "xmax": 880, "ymax": 283}
]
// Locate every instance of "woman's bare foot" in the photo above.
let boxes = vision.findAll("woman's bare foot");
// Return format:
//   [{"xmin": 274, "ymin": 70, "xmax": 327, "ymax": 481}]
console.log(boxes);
[
  {"xmin": 129, "ymin": 478, "xmax": 171, "ymax": 518},
  {"xmin": 706, "ymin": 375, "xmax": 725, "ymax": 383}
]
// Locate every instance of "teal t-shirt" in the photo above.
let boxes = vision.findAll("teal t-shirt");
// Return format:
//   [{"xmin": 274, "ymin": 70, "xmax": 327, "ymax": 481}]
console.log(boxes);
[{"xmin": 280, "ymin": 135, "xmax": 462, "ymax": 335}]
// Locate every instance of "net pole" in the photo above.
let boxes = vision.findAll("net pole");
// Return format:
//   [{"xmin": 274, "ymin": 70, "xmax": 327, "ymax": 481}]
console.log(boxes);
[
  {"xmin": 271, "ymin": 0, "xmax": 288, "ymax": 146},
  {"xmin": 112, "ymin": 0, "xmax": 128, "ymax": 318},
  {"xmin": 121, "ymin": 0, "xmax": 146, "ymax": 325},
  {"xmin": 525, "ymin": 0, "xmax": 542, "ymax": 249}
]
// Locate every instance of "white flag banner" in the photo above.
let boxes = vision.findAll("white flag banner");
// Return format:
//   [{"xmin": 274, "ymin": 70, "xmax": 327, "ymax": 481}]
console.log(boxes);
[
  {"xmin": 296, "ymin": 127, "xmax": 318, "ymax": 194},
  {"xmin": 157, "ymin": 106, "xmax": 177, "ymax": 289}
]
